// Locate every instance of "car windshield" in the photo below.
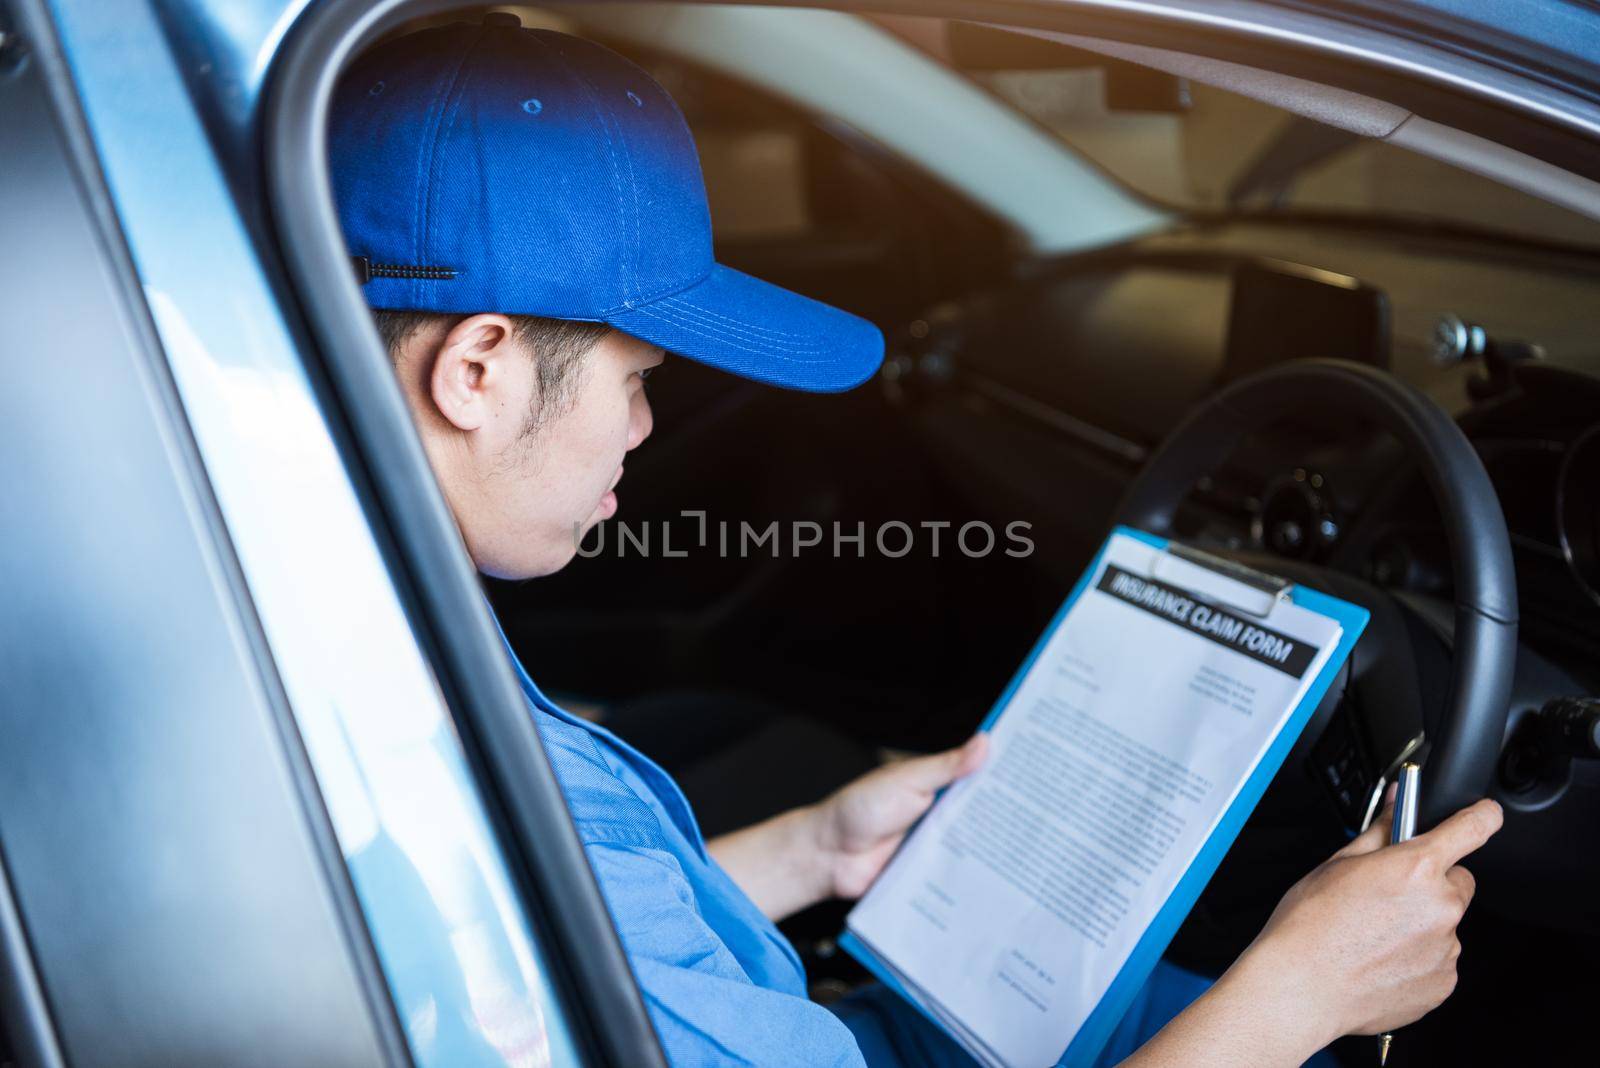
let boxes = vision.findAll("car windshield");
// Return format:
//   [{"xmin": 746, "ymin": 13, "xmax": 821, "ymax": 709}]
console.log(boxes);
[{"xmin": 890, "ymin": 18, "xmax": 1600, "ymax": 251}]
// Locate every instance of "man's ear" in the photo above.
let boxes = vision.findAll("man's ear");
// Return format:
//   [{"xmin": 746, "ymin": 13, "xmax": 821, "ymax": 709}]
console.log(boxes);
[{"xmin": 424, "ymin": 313, "xmax": 521, "ymax": 432}]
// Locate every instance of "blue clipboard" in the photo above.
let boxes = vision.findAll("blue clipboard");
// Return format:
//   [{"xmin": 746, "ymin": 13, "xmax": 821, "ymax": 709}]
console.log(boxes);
[{"xmin": 840, "ymin": 525, "xmax": 1370, "ymax": 1067}]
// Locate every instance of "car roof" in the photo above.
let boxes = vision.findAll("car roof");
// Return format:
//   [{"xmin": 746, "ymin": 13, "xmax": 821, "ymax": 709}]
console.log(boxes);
[{"xmin": 1299, "ymin": 0, "xmax": 1600, "ymax": 106}]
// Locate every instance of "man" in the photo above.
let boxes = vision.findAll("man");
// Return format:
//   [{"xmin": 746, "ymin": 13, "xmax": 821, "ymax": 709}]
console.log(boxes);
[{"xmin": 329, "ymin": 16, "xmax": 1501, "ymax": 1066}]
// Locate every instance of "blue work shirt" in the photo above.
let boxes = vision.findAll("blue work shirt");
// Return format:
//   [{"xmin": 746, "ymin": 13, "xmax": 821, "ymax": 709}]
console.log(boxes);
[
  {"xmin": 494, "ymin": 623, "xmax": 872, "ymax": 1066},
  {"xmin": 492, "ymin": 620, "xmax": 1228, "ymax": 1067}
]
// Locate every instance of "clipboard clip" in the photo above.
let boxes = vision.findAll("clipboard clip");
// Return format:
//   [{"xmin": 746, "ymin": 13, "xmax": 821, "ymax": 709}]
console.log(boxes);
[{"xmin": 1150, "ymin": 542, "xmax": 1294, "ymax": 620}]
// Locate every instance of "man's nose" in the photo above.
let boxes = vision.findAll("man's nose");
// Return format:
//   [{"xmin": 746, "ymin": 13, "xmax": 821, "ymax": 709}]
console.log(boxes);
[{"xmin": 627, "ymin": 390, "xmax": 654, "ymax": 451}]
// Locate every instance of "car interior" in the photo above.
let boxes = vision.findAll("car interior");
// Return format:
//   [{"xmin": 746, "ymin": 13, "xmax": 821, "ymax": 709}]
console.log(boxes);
[{"xmin": 341, "ymin": 5, "xmax": 1600, "ymax": 1064}]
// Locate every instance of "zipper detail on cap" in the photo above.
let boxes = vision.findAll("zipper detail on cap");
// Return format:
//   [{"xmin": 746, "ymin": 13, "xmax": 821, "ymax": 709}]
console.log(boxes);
[{"xmin": 351, "ymin": 255, "xmax": 457, "ymax": 284}]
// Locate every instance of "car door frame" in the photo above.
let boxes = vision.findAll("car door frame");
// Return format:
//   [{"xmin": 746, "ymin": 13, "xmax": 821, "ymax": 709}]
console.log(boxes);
[{"xmin": 262, "ymin": 2, "xmax": 669, "ymax": 1065}]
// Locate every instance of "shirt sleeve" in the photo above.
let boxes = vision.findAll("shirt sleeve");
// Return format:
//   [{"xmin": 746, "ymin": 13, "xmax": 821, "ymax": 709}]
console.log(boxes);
[{"xmin": 585, "ymin": 841, "xmax": 868, "ymax": 1068}]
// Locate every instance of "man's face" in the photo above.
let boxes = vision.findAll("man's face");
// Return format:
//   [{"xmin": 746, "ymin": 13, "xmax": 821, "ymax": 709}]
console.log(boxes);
[{"xmin": 398, "ymin": 314, "xmax": 661, "ymax": 580}]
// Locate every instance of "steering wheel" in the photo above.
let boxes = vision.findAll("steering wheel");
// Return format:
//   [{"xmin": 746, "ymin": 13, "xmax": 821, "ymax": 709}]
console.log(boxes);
[{"xmin": 1116, "ymin": 359, "xmax": 1518, "ymax": 830}]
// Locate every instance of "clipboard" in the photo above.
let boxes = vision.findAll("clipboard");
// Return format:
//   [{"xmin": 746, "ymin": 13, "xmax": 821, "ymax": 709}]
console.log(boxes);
[{"xmin": 840, "ymin": 525, "xmax": 1370, "ymax": 1067}]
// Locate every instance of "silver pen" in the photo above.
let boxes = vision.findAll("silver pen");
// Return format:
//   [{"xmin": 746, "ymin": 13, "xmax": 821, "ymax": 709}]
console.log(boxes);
[{"xmin": 1378, "ymin": 762, "xmax": 1421, "ymax": 1066}]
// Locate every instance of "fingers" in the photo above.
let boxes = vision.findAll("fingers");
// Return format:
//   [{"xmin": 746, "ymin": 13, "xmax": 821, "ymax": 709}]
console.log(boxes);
[
  {"xmin": 1415, "ymin": 798, "xmax": 1504, "ymax": 867},
  {"xmin": 1337, "ymin": 782, "xmax": 1399, "ymax": 857},
  {"xmin": 898, "ymin": 733, "xmax": 989, "ymax": 792},
  {"xmin": 1444, "ymin": 864, "xmax": 1477, "ymax": 907},
  {"xmin": 955, "ymin": 732, "xmax": 990, "ymax": 777}
]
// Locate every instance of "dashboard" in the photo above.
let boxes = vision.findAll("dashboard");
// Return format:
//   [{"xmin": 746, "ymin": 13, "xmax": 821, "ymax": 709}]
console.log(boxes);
[{"xmin": 895, "ymin": 232, "xmax": 1600, "ymax": 676}]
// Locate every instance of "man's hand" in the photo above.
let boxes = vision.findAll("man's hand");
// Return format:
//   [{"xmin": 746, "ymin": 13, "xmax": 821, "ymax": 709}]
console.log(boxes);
[
  {"xmin": 1246, "ymin": 793, "xmax": 1502, "ymax": 1039},
  {"xmin": 813, "ymin": 733, "xmax": 989, "ymax": 899},
  {"xmin": 708, "ymin": 734, "xmax": 987, "ymax": 921},
  {"xmin": 1127, "ymin": 794, "xmax": 1503, "ymax": 1067}
]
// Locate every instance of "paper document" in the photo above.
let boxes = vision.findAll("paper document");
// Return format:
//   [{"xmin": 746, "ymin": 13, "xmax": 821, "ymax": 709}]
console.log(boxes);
[{"xmin": 843, "ymin": 529, "xmax": 1359, "ymax": 1067}]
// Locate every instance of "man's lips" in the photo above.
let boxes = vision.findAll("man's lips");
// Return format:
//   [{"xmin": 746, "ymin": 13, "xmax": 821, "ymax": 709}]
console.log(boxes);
[{"xmin": 596, "ymin": 466, "xmax": 624, "ymax": 520}]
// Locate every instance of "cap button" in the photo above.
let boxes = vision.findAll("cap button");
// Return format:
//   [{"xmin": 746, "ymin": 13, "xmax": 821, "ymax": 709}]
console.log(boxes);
[{"xmin": 482, "ymin": 11, "xmax": 521, "ymax": 28}]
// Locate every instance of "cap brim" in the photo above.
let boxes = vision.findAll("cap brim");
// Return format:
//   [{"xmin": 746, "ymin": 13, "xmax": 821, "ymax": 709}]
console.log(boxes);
[{"xmin": 606, "ymin": 264, "xmax": 884, "ymax": 393}]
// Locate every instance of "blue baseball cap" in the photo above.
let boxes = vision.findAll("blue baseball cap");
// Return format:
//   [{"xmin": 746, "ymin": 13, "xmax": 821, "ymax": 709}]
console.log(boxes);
[{"xmin": 329, "ymin": 15, "xmax": 883, "ymax": 392}]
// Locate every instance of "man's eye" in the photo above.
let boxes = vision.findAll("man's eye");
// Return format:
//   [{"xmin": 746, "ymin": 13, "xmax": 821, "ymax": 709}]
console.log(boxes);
[{"xmin": 638, "ymin": 367, "xmax": 655, "ymax": 381}]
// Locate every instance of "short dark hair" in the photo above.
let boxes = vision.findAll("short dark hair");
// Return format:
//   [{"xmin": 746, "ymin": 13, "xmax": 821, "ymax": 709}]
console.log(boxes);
[{"xmin": 372, "ymin": 309, "xmax": 610, "ymax": 434}]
